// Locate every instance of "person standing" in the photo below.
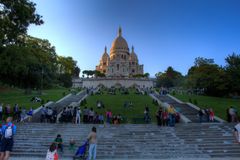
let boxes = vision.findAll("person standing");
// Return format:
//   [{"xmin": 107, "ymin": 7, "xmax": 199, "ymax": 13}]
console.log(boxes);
[
  {"xmin": 198, "ymin": 109, "xmax": 204, "ymax": 123},
  {"xmin": 156, "ymin": 107, "xmax": 163, "ymax": 126},
  {"xmin": 75, "ymin": 107, "xmax": 81, "ymax": 124},
  {"xmin": 0, "ymin": 117, "xmax": 17, "ymax": 160},
  {"xmin": 87, "ymin": 127, "xmax": 97, "ymax": 160},
  {"xmin": 167, "ymin": 105, "xmax": 176, "ymax": 127},
  {"xmin": 0, "ymin": 103, "xmax": 3, "ymax": 121},
  {"xmin": 234, "ymin": 122, "xmax": 240, "ymax": 144}
]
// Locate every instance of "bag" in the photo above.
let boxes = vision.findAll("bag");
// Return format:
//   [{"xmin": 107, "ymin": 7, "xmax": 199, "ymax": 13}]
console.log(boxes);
[
  {"xmin": 4, "ymin": 124, "xmax": 14, "ymax": 139},
  {"xmin": 54, "ymin": 152, "xmax": 58, "ymax": 160}
]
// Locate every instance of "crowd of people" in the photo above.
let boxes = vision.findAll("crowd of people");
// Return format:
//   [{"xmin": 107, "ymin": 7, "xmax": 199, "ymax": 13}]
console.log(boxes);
[
  {"xmin": 58, "ymin": 106, "xmax": 123, "ymax": 125},
  {"xmin": 0, "ymin": 103, "xmax": 34, "ymax": 122},
  {"xmin": 40, "ymin": 106, "xmax": 58, "ymax": 123},
  {"xmin": 154, "ymin": 105, "xmax": 180, "ymax": 127},
  {"xmin": 198, "ymin": 108, "xmax": 215, "ymax": 123}
]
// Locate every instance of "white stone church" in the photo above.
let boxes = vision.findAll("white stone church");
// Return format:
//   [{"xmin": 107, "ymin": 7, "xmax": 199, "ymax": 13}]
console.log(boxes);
[{"xmin": 96, "ymin": 27, "xmax": 143, "ymax": 77}]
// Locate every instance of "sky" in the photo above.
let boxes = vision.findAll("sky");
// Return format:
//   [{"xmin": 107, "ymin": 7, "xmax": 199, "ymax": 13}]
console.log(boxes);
[{"xmin": 28, "ymin": 0, "xmax": 240, "ymax": 77}]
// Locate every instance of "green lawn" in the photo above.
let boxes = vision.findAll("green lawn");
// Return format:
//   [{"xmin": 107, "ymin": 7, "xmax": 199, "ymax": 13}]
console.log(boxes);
[
  {"xmin": 172, "ymin": 93, "xmax": 240, "ymax": 120},
  {"xmin": 0, "ymin": 87, "xmax": 70, "ymax": 110},
  {"xmin": 84, "ymin": 89, "xmax": 158, "ymax": 123}
]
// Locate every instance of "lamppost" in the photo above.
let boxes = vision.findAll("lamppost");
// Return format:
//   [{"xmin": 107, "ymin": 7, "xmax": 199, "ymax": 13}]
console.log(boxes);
[{"xmin": 41, "ymin": 67, "xmax": 44, "ymax": 95}]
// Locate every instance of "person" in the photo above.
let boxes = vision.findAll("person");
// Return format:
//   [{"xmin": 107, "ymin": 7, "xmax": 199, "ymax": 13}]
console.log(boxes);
[
  {"xmin": 89, "ymin": 108, "xmax": 94, "ymax": 123},
  {"xmin": 209, "ymin": 108, "xmax": 214, "ymax": 122},
  {"xmin": 27, "ymin": 107, "xmax": 33, "ymax": 122},
  {"xmin": 40, "ymin": 105, "xmax": 46, "ymax": 123},
  {"xmin": 98, "ymin": 114, "xmax": 104, "ymax": 124},
  {"xmin": 117, "ymin": 114, "xmax": 122, "ymax": 124},
  {"xmin": 13, "ymin": 104, "xmax": 19, "ymax": 121},
  {"xmin": 204, "ymin": 109, "xmax": 210, "ymax": 122},
  {"xmin": 46, "ymin": 143, "xmax": 58, "ymax": 160},
  {"xmin": 69, "ymin": 138, "xmax": 76, "ymax": 151},
  {"xmin": 21, "ymin": 107, "xmax": 26, "ymax": 122},
  {"xmin": 144, "ymin": 107, "xmax": 151, "ymax": 123},
  {"xmin": 198, "ymin": 109, "xmax": 204, "ymax": 123},
  {"xmin": 76, "ymin": 107, "xmax": 81, "ymax": 124},
  {"xmin": 0, "ymin": 117, "xmax": 17, "ymax": 160},
  {"xmin": 162, "ymin": 108, "xmax": 168, "ymax": 126},
  {"xmin": 0, "ymin": 103, "xmax": 3, "ymax": 121},
  {"xmin": 234, "ymin": 122, "xmax": 240, "ymax": 144},
  {"xmin": 156, "ymin": 107, "xmax": 163, "ymax": 126},
  {"xmin": 106, "ymin": 110, "xmax": 112, "ymax": 124},
  {"xmin": 5, "ymin": 105, "xmax": 11, "ymax": 118},
  {"xmin": 47, "ymin": 107, "xmax": 53, "ymax": 123},
  {"xmin": 87, "ymin": 127, "xmax": 97, "ymax": 160},
  {"xmin": 167, "ymin": 105, "xmax": 176, "ymax": 127},
  {"xmin": 226, "ymin": 107, "xmax": 231, "ymax": 123},
  {"xmin": 17, "ymin": 107, "xmax": 22, "ymax": 122},
  {"xmin": 229, "ymin": 106, "xmax": 237, "ymax": 122},
  {"xmin": 83, "ymin": 107, "xmax": 89, "ymax": 123},
  {"xmin": 54, "ymin": 134, "xmax": 63, "ymax": 153}
]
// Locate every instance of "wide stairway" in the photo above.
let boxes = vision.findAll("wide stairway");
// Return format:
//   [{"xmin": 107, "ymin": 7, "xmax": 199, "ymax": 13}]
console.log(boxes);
[
  {"xmin": 12, "ymin": 123, "xmax": 240, "ymax": 159},
  {"xmin": 152, "ymin": 93, "xmax": 204, "ymax": 123}
]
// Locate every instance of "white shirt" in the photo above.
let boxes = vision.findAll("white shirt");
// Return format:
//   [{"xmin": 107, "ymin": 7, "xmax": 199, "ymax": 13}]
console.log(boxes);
[
  {"xmin": 46, "ymin": 149, "xmax": 57, "ymax": 160},
  {"xmin": 235, "ymin": 123, "xmax": 240, "ymax": 142},
  {"xmin": 0, "ymin": 106, "xmax": 2, "ymax": 112}
]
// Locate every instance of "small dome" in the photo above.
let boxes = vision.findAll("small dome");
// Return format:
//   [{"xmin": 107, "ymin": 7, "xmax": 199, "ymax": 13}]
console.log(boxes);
[
  {"xmin": 101, "ymin": 46, "xmax": 109, "ymax": 59},
  {"xmin": 129, "ymin": 46, "xmax": 138, "ymax": 61}
]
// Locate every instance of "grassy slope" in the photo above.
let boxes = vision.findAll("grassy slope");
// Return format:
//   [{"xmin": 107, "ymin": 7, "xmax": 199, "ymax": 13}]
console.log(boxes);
[
  {"xmin": 0, "ymin": 88, "xmax": 70, "ymax": 110},
  {"xmin": 172, "ymin": 93, "xmax": 240, "ymax": 120},
  {"xmin": 85, "ymin": 90, "xmax": 157, "ymax": 123}
]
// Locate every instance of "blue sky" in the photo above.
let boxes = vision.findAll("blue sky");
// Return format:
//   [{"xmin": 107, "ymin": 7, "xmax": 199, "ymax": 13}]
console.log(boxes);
[{"xmin": 28, "ymin": 0, "xmax": 240, "ymax": 76}]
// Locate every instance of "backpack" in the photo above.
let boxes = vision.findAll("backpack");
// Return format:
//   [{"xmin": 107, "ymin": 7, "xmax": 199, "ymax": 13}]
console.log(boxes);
[{"xmin": 4, "ymin": 124, "xmax": 14, "ymax": 139}]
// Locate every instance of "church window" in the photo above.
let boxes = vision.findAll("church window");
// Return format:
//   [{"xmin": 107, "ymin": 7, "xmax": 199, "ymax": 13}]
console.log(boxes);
[
  {"xmin": 132, "ymin": 69, "xmax": 135, "ymax": 73},
  {"xmin": 103, "ymin": 62, "xmax": 106, "ymax": 65},
  {"xmin": 117, "ymin": 64, "xmax": 119, "ymax": 71}
]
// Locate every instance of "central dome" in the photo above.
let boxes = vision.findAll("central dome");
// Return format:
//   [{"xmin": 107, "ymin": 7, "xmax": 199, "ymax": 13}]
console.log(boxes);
[{"xmin": 110, "ymin": 27, "xmax": 129, "ymax": 51}]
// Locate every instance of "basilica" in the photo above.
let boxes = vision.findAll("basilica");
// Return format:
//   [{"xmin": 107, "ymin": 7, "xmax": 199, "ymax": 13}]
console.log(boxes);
[{"xmin": 96, "ymin": 27, "xmax": 144, "ymax": 77}]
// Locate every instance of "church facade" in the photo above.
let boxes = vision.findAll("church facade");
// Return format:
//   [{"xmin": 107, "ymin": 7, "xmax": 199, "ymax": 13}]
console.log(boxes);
[{"xmin": 96, "ymin": 27, "xmax": 144, "ymax": 77}]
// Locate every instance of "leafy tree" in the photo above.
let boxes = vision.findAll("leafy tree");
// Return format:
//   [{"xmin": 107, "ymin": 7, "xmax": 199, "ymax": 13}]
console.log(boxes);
[
  {"xmin": 187, "ymin": 58, "xmax": 228, "ymax": 96},
  {"xmin": 0, "ymin": 0, "xmax": 43, "ymax": 45},
  {"xmin": 225, "ymin": 53, "xmax": 240, "ymax": 95},
  {"xmin": 156, "ymin": 66, "xmax": 183, "ymax": 88}
]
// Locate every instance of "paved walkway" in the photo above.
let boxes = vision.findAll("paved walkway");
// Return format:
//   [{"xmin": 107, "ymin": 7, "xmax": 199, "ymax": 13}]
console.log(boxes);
[{"xmin": 11, "ymin": 158, "xmax": 240, "ymax": 160}]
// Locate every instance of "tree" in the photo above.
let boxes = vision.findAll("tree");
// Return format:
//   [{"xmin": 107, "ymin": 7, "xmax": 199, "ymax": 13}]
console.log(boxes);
[
  {"xmin": 155, "ymin": 66, "xmax": 183, "ymax": 88},
  {"xmin": 194, "ymin": 57, "xmax": 214, "ymax": 67},
  {"xmin": 225, "ymin": 53, "xmax": 240, "ymax": 95},
  {"xmin": 187, "ymin": 58, "xmax": 228, "ymax": 96},
  {"xmin": 94, "ymin": 70, "xmax": 105, "ymax": 77},
  {"xmin": 0, "ymin": 0, "xmax": 43, "ymax": 45}
]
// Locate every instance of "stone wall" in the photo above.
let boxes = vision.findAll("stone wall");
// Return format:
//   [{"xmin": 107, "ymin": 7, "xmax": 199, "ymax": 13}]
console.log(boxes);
[{"xmin": 75, "ymin": 78, "xmax": 153, "ymax": 88}]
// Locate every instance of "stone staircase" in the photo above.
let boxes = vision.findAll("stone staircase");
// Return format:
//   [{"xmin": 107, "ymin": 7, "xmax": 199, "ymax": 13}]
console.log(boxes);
[
  {"xmin": 11, "ymin": 123, "xmax": 240, "ymax": 159},
  {"xmin": 152, "ymin": 94, "xmax": 206, "ymax": 123}
]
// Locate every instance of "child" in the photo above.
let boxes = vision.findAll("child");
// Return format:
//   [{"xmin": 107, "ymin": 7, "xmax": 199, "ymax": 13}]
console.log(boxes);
[
  {"xmin": 54, "ymin": 134, "xmax": 63, "ymax": 153},
  {"xmin": 69, "ymin": 138, "xmax": 76, "ymax": 151},
  {"xmin": 46, "ymin": 143, "xmax": 58, "ymax": 160},
  {"xmin": 209, "ymin": 108, "xmax": 214, "ymax": 122}
]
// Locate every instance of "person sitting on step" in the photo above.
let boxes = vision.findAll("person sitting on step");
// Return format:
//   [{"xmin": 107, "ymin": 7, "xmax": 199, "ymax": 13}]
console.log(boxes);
[{"xmin": 54, "ymin": 134, "xmax": 63, "ymax": 153}]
